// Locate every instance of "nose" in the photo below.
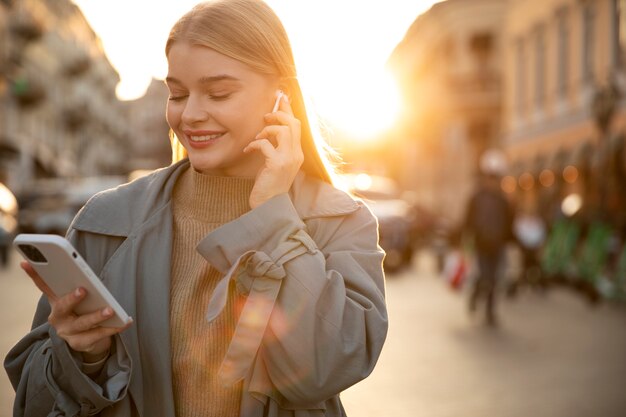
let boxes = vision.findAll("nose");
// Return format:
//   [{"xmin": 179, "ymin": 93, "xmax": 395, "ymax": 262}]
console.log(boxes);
[{"xmin": 181, "ymin": 94, "xmax": 209, "ymax": 125}]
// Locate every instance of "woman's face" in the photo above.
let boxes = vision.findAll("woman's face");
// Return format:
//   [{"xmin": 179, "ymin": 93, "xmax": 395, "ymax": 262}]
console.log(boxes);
[{"xmin": 166, "ymin": 42, "xmax": 279, "ymax": 177}]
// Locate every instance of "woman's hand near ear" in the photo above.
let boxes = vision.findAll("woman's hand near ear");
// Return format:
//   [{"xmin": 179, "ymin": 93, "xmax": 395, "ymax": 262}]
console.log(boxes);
[{"xmin": 244, "ymin": 93, "xmax": 304, "ymax": 209}]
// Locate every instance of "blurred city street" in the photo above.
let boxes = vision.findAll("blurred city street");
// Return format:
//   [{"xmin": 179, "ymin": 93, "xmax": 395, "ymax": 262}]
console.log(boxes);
[
  {"xmin": 1, "ymin": 248, "xmax": 625, "ymax": 417},
  {"xmin": 341, "ymin": 252, "xmax": 626, "ymax": 417}
]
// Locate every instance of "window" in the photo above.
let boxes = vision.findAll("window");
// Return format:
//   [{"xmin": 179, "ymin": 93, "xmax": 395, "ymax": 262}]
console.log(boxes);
[
  {"xmin": 582, "ymin": 2, "xmax": 595, "ymax": 82},
  {"xmin": 616, "ymin": 0, "xmax": 626, "ymax": 70},
  {"xmin": 470, "ymin": 33, "xmax": 494, "ymax": 60},
  {"xmin": 535, "ymin": 25, "xmax": 546, "ymax": 108},
  {"xmin": 515, "ymin": 38, "xmax": 526, "ymax": 115},
  {"xmin": 557, "ymin": 8, "xmax": 569, "ymax": 97}
]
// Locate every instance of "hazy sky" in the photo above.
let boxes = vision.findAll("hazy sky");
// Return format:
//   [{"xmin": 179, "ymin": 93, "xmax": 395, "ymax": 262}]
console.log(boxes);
[{"xmin": 73, "ymin": 0, "xmax": 442, "ymax": 137}]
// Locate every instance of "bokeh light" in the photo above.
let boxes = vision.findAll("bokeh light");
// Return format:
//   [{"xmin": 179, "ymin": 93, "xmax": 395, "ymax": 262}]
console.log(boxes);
[
  {"xmin": 563, "ymin": 165, "xmax": 579, "ymax": 184},
  {"xmin": 501, "ymin": 175, "xmax": 517, "ymax": 194},
  {"xmin": 539, "ymin": 169, "xmax": 555, "ymax": 187},
  {"xmin": 561, "ymin": 193, "xmax": 583, "ymax": 217},
  {"xmin": 518, "ymin": 172, "xmax": 535, "ymax": 191}
]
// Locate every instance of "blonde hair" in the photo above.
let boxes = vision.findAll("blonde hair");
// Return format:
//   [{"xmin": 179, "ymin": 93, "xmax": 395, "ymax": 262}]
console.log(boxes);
[{"xmin": 166, "ymin": 0, "xmax": 337, "ymax": 183}]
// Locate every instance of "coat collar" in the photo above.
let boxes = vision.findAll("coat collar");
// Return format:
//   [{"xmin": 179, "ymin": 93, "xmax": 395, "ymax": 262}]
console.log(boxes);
[{"xmin": 71, "ymin": 160, "xmax": 359, "ymax": 237}]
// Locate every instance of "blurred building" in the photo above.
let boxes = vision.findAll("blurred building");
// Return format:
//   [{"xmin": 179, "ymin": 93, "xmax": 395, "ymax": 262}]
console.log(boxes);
[
  {"xmin": 124, "ymin": 77, "xmax": 172, "ymax": 172},
  {"xmin": 0, "ymin": 0, "xmax": 128, "ymax": 193},
  {"xmin": 502, "ymin": 0, "xmax": 626, "ymax": 226},
  {"xmin": 388, "ymin": 0, "xmax": 508, "ymax": 222},
  {"xmin": 388, "ymin": 0, "xmax": 626, "ymax": 226}
]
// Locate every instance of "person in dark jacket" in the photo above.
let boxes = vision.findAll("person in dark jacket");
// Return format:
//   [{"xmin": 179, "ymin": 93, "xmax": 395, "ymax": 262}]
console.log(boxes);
[{"xmin": 463, "ymin": 149, "xmax": 514, "ymax": 326}]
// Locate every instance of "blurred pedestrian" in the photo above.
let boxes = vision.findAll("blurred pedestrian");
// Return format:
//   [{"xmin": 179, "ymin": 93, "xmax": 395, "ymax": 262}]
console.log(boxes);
[
  {"xmin": 5, "ymin": 1, "xmax": 388, "ymax": 416},
  {"xmin": 462, "ymin": 149, "xmax": 515, "ymax": 326},
  {"xmin": 508, "ymin": 194, "xmax": 547, "ymax": 297}
]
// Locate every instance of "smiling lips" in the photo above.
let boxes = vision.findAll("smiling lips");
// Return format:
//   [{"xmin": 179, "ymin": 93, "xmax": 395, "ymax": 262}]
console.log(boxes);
[
  {"xmin": 185, "ymin": 131, "xmax": 225, "ymax": 142},
  {"xmin": 182, "ymin": 130, "xmax": 226, "ymax": 148}
]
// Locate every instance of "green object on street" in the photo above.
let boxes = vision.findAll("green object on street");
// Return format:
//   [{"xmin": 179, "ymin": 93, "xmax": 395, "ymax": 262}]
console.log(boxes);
[
  {"xmin": 541, "ymin": 218, "xmax": 580, "ymax": 277},
  {"xmin": 577, "ymin": 221, "xmax": 612, "ymax": 284},
  {"xmin": 11, "ymin": 77, "xmax": 29, "ymax": 95},
  {"xmin": 611, "ymin": 244, "xmax": 626, "ymax": 300}
]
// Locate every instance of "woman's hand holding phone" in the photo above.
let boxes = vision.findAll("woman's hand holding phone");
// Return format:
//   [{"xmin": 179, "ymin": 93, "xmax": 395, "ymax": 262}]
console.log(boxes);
[
  {"xmin": 244, "ymin": 91, "xmax": 304, "ymax": 209},
  {"xmin": 20, "ymin": 261, "xmax": 131, "ymax": 363}
]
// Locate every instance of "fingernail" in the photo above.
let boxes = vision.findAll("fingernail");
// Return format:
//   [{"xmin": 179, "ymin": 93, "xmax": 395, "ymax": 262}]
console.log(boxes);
[
  {"xmin": 102, "ymin": 307, "xmax": 112, "ymax": 317},
  {"xmin": 75, "ymin": 288, "xmax": 83, "ymax": 298}
]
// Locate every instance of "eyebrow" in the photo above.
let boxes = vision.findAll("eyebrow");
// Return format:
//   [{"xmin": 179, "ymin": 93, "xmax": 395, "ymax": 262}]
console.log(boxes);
[{"xmin": 165, "ymin": 75, "xmax": 241, "ymax": 85}]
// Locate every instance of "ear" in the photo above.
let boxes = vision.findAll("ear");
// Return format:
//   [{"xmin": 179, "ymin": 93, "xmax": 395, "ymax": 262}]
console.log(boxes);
[{"xmin": 278, "ymin": 78, "xmax": 292, "ymax": 97}]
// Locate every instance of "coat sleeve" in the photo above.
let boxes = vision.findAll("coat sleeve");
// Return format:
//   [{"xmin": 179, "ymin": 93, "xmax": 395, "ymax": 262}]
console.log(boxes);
[
  {"xmin": 3, "ymin": 228, "xmax": 131, "ymax": 417},
  {"xmin": 197, "ymin": 192, "xmax": 387, "ymax": 406}
]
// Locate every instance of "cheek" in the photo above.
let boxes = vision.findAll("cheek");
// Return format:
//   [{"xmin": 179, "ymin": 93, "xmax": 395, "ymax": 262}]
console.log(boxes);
[
  {"xmin": 230, "ymin": 101, "xmax": 266, "ymax": 135},
  {"xmin": 165, "ymin": 103, "xmax": 178, "ymax": 129},
  {"xmin": 165, "ymin": 102, "xmax": 174, "ymax": 127}
]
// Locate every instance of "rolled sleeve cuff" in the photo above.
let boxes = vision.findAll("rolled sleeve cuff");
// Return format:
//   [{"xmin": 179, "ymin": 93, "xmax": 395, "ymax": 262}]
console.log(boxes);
[
  {"xmin": 81, "ymin": 352, "xmax": 110, "ymax": 375},
  {"xmin": 47, "ymin": 327, "xmax": 131, "ymax": 412}
]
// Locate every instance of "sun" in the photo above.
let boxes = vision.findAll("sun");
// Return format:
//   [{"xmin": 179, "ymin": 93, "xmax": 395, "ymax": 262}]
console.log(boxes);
[
  {"xmin": 73, "ymin": 0, "xmax": 416, "ymax": 141},
  {"xmin": 311, "ymin": 68, "xmax": 402, "ymax": 143},
  {"xmin": 263, "ymin": 0, "xmax": 406, "ymax": 144}
]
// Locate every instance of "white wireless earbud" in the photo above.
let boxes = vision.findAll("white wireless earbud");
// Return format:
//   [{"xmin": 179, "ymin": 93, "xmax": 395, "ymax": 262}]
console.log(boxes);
[{"xmin": 272, "ymin": 90, "xmax": 284, "ymax": 113}]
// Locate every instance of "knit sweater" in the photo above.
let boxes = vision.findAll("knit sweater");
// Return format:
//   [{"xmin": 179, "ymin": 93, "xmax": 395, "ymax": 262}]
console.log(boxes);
[{"xmin": 170, "ymin": 166, "xmax": 254, "ymax": 417}]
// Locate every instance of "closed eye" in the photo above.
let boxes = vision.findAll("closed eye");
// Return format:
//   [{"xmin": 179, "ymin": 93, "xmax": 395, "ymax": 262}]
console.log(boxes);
[
  {"xmin": 209, "ymin": 93, "xmax": 232, "ymax": 101},
  {"xmin": 168, "ymin": 95, "xmax": 188, "ymax": 102}
]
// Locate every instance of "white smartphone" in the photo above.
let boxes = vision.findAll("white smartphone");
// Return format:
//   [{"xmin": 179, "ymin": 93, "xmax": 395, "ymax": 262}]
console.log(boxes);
[{"xmin": 13, "ymin": 234, "xmax": 131, "ymax": 328}]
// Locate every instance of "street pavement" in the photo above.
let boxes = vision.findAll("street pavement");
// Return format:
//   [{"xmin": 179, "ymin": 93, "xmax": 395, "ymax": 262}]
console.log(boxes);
[
  {"xmin": 341, "ymin": 252, "xmax": 626, "ymax": 417},
  {"xmin": 1, "ymin": 248, "xmax": 625, "ymax": 417}
]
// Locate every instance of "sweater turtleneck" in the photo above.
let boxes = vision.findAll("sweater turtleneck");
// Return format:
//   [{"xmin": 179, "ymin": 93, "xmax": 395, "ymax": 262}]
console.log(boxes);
[{"xmin": 170, "ymin": 166, "xmax": 254, "ymax": 417}]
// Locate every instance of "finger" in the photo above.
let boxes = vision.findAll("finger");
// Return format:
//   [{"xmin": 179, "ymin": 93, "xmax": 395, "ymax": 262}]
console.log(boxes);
[
  {"xmin": 263, "ymin": 110, "xmax": 292, "ymax": 126},
  {"xmin": 255, "ymin": 125, "xmax": 292, "ymax": 149},
  {"xmin": 20, "ymin": 261, "xmax": 58, "ymax": 302},
  {"xmin": 66, "ymin": 326, "xmax": 127, "ymax": 353},
  {"xmin": 264, "ymin": 111, "xmax": 302, "ymax": 149},
  {"xmin": 64, "ymin": 312, "xmax": 133, "ymax": 339},
  {"xmin": 243, "ymin": 138, "xmax": 278, "ymax": 158},
  {"xmin": 51, "ymin": 287, "xmax": 86, "ymax": 320},
  {"xmin": 65, "ymin": 306, "xmax": 116, "ymax": 334}
]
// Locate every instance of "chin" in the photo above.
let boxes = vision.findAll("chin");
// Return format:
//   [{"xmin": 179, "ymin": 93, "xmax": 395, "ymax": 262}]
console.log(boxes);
[{"xmin": 186, "ymin": 153, "xmax": 222, "ymax": 174}]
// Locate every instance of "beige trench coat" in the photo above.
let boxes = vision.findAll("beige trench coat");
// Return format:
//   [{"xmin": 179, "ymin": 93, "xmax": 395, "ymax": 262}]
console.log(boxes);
[{"xmin": 5, "ymin": 160, "xmax": 388, "ymax": 416}]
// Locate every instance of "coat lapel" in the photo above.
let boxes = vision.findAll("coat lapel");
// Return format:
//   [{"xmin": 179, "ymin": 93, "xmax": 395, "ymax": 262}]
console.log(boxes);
[
  {"xmin": 72, "ymin": 162, "xmax": 188, "ymax": 417},
  {"xmin": 131, "ymin": 203, "xmax": 175, "ymax": 417},
  {"xmin": 98, "ymin": 203, "xmax": 175, "ymax": 417}
]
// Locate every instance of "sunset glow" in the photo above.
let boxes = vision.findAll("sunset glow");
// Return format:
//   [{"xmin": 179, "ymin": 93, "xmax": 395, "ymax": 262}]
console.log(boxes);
[{"xmin": 73, "ymin": 0, "xmax": 441, "ymax": 141}]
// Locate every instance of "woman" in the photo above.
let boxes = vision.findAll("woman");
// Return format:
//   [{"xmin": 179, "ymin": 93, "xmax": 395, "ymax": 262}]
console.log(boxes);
[{"xmin": 5, "ymin": 1, "xmax": 388, "ymax": 416}]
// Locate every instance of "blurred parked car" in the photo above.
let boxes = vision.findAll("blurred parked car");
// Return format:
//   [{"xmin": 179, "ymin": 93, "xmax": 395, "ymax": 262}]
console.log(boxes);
[
  {"xmin": 0, "ymin": 182, "xmax": 19, "ymax": 267},
  {"xmin": 341, "ymin": 173, "xmax": 437, "ymax": 272},
  {"xmin": 17, "ymin": 176, "xmax": 126, "ymax": 236}
]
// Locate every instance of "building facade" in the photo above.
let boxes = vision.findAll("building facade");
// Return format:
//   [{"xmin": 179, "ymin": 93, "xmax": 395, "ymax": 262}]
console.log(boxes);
[
  {"xmin": 502, "ymin": 0, "xmax": 625, "ymax": 228},
  {"xmin": 388, "ymin": 0, "xmax": 626, "ymax": 227},
  {"xmin": 124, "ymin": 78, "xmax": 172, "ymax": 173},
  {"xmin": 0, "ymin": 0, "xmax": 129, "ymax": 193},
  {"xmin": 388, "ymin": 0, "xmax": 508, "ymax": 222}
]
